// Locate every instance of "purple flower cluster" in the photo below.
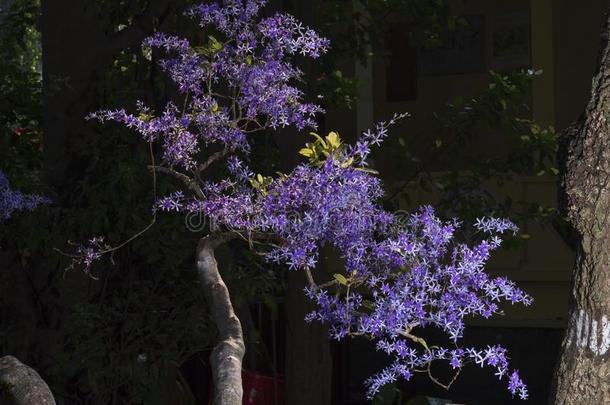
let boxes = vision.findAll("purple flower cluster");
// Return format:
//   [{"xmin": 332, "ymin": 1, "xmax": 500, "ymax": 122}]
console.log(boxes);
[
  {"xmin": 85, "ymin": 1, "xmax": 533, "ymax": 400},
  {"xmin": 508, "ymin": 370, "xmax": 528, "ymax": 399},
  {"xmin": 299, "ymin": 203, "xmax": 531, "ymax": 399},
  {"xmin": 474, "ymin": 217, "xmax": 519, "ymax": 235},
  {"xmin": 260, "ymin": 159, "xmax": 392, "ymax": 270},
  {"xmin": 350, "ymin": 112, "xmax": 410, "ymax": 165},
  {"xmin": 65, "ymin": 237, "xmax": 111, "ymax": 275},
  {"xmin": 362, "ymin": 344, "xmax": 528, "ymax": 400},
  {"xmin": 0, "ymin": 170, "xmax": 50, "ymax": 220},
  {"xmin": 89, "ymin": 0, "xmax": 327, "ymax": 170}
]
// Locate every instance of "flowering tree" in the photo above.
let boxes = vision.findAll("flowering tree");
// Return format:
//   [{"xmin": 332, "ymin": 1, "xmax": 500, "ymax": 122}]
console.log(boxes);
[{"xmin": 80, "ymin": 1, "xmax": 532, "ymax": 403}]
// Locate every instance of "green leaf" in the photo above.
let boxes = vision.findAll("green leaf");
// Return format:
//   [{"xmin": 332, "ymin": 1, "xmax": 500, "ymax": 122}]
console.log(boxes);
[
  {"xmin": 356, "ymin": 167, "xmax": 379, "ymax": 174},
  {"xmin": 309, "ymin": 132, "xmax": 327, "ymax": 148},
  {"xmin": 299, "ymin": 148, "xmax": 314, "ymax": 157},
  {"xmin": 340, "ymin": 157, "xmax": 354, "ymax": 168},
  {"xmin": 207, "ymin": 35, "xmax": 223, "ymax": 53},
  {"xmin": 138, "ymin": 113, "xmax": 154, "ymax": 122},
  {"xmin": 142, "ymin": 46, "xmax": 152, "ymax": 61},
  {"xmin": 326, "ymin": 131, "xmax": 341, "ymax": 149},
  {"xmin": 362, "ymin": 299, "xmax": 375, "ymax": 310},
  {"xmin": 333, "ymin": 273, "xmax": 348, "ymax": 285}
]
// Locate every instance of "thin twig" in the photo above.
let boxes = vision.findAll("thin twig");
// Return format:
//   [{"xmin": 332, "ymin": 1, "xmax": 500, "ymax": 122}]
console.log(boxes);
[
  {"xmin": 427, "ymin": 362, "xmax": 462, "ymax": 391},
  {"xmin": 304, "ymin": 267, "xmax": 317, "ymax": 289},
  {"xmin": 57, "ymin": 143, "xmax": 159, "ymax": 274},
  {"xmin": 318, "ymin": 279, "xmax": 339, "ymax": 289},
  {"xmin": 198, "ymin": 149, "xmax": 232, "ymax": 173},
  {"xmin": 148, "ymin": 165, "xmax": 205, "ymax": 199}
]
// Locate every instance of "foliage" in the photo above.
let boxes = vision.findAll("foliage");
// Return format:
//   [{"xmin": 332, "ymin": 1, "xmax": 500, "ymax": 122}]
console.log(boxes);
[
  {"xmin": 386, "ymin": 69, "xmax": 558, "ymax": 227},
  {"xmin": 310, "ymin": 0, "xmax": 461, "ymax": 108},
  {"xmin": 83, "ymin": 0, "xmax": 532, "ymax": 400},
  {"xmin": 56, "ymin": 258, "xmax": 214, "ymax": 404},
  {"xmin": 0, "ymin": 0, "xmax": 43, "ymax": 188},
  {"xmin": 0, "ymin": 1, "xmax": 48, "ymax": 222},
  {"xmin": 318, "ymin": 0, "xmax": 459, "ymax": 63}
]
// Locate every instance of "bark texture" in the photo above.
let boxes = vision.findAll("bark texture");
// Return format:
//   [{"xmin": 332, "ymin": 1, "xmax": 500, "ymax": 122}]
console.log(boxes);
[
  {"xmin": 0, "ymin": 356, "xmax": 55, "ymax": 405},
  {"xmin": 550, "ymin": 10, "xmax": 610, "ymax": 404},
  {"xmin": 197, "ymin": 235, "xmax": 245, "ymax": 405}
]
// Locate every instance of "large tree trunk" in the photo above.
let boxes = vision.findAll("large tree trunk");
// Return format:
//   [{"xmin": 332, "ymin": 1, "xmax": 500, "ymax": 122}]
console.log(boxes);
[
  {"xmin": 550, "ymin": 10, "xmax": 610, "ymax": 404},
  {"xmin": 0, "ymin": 356, "xmax": 55, "ymax": 405},
  {"xmin": 197, "ymin": 235, "xmax": 245, "ymax": 405}
]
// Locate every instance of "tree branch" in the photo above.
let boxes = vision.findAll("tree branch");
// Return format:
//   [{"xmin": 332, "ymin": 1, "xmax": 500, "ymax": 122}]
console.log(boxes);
[
  {"xmin": 198, "ymin": 149, "xmax": 232, "ymax": 174},
  {"xmin": 148, "ymin": 165, "xmax": 205, "ymax": 199}
]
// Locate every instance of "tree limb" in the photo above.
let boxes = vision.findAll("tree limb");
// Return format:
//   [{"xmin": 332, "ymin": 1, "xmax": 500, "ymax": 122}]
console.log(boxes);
[
  {"xmin": 198, "ymin": 149, "xmax": 232, "ymax": 174},
  {"xmin": 148, "ymin": 165, "xmax": 205, "ymax": 199}
]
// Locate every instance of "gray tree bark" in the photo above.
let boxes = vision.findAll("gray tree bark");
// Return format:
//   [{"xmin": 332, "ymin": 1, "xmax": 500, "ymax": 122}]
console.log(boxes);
[
  {"xmin": 0, "ymin": 356, "xmax": 55, "ymax": 405},
  {"xmin": 550, "ymin": 9, "xmax": 610, "ymax": 404},
  {"xmin": 197, "ymin": 235, "xmax": 245, "ymax": 405}
]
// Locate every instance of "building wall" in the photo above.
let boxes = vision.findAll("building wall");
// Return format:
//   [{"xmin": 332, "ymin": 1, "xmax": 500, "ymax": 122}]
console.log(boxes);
[{"xmin": 553, "ymin": 0, "xmax": 610, "ymax": 131}]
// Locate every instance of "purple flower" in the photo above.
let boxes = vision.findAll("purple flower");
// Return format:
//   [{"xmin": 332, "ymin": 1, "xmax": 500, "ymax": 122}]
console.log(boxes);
[
  {"xmin": 508, "ymin": 370, "xmax": 529, "ymax": 400},
  {"xmin": 0, "ymin": 170, "xmax": 50, "ymax": 220}
]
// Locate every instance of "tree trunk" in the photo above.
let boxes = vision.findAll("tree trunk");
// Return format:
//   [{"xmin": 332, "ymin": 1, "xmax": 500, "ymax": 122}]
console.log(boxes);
[
  {"xmin": 0, "ymin": 356, "xmax": 55, "ymax": 405},
  {"xmin": 550, "ymin": 10, "xmax": 610, "ymax": 404},
  {"xmin": 197, "ymin": 235, "xmax": 245, "ymax": 405}
]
